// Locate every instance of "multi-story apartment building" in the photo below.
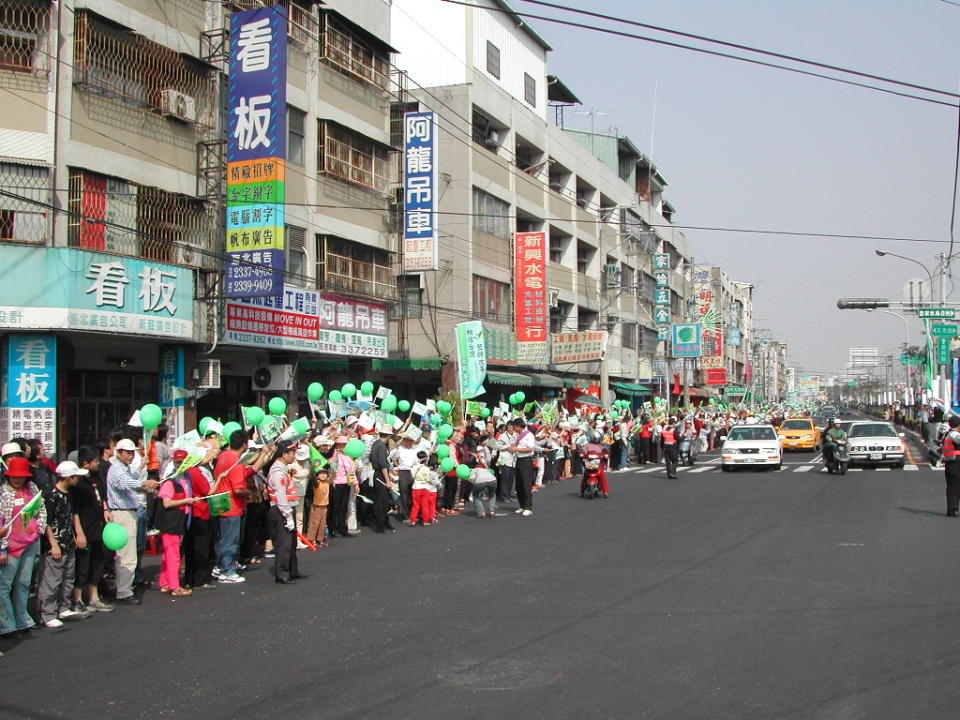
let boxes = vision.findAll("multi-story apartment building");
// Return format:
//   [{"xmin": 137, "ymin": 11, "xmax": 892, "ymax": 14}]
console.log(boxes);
[
  {"xmin": 388, "ymin": 0, "xmax": 692, "ymax": 404},
  {"xmin": 692, "ymin": 267, "xmax": 753, "ymax": 392},
  {"xmin": 0, "ymin": 0, "xmax": 400, "ymax": 452}
]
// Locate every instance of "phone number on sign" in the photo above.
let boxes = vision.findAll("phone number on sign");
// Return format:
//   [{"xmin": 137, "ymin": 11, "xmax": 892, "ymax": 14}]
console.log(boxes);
[
  {"xmin": 227, "ymin": 278, "xmax": 278, "ymax": 295},
  {"xmin": 317, "ymin": 342, "xmax": 386, "ymax": 357}
]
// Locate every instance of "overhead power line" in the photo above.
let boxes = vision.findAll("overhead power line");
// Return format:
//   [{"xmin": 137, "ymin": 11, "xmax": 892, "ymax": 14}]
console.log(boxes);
[{"xmin": 439, "ymin": 0, "xmax": 959, "ymax": 108}]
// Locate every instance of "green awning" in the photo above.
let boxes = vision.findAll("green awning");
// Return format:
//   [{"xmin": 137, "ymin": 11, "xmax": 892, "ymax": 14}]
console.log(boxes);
[
  {"xmin": 525, "ymin": 372, "xmax": 565, "ymax": 388},
  {"xmin": 563, "ymin": 378, "xmax": 595, "ymax": 388},
  {"xmin": 372, "ymin": 358, "xmax": 442, "ymax": 371},
  {"xmin": 487, "ymin": 370, "xmax": 533, "ymax": 387},
  {"xmin": 298, "ymin": 358, "xmax": 349, "ymax": 371},
  {"xmin": 612, "ymin": 381, "xmax": 653, "ymax": 396}
]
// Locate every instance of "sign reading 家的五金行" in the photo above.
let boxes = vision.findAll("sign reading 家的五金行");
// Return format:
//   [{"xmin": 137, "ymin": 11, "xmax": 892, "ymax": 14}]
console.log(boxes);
[
  {"xmin": 672, "ymin": 323, "xmax": 703, "ymax": 358},
  {"xmin": 403, "ymin": 111, "xmax": 439, "ymax": 271},
  {"xmin": 455, "ymin": 321, "xmax": 486, "ymax": 399},
  {"xmin": 0, "ymin": 246, "xmax": 193, "ymax": 338},
  {"xmin": 224, "ymin": 285, "xmax": 388, "ymax": 357},
  {"xmin": 225, "ymin": 6, "xmax": 288, "ymax": 299},
  {"xmin": 1, "ymin": 334, "xmax": 57, "ymax": 456},
  {"xmin": 514, "ymin": 232, "xmax": 548, "ymax": 366}
]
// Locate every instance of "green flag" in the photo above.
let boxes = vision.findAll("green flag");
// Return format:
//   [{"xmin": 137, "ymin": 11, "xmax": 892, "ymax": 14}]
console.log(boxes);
[
  {"xmin": 208, "ymin": 492, "xmax": 233, "ymax": 516},
  {"xmin": 20, "ymin": 492, "xmax": 44, "ymax": 524},
  {"xmin": 309, "ymin": 444, "xmax": 328, "ymax": 469},
  {"xmin": 169, "ymin": 446, "xmax": 207, "ymax": 479}
]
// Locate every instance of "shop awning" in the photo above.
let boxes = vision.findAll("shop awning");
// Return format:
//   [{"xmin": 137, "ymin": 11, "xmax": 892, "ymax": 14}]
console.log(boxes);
[
  {"xmin": 299, "ymin": 358, "xmax": 349, "ymax": 371},
  {"xmin": 525, "ymin": 372, "xmax": 565, "ymax": 388},
  {"xmin": 688, "ymin": 386, "xmax": 716, "ymax": 399},
  {"xmin": 487, "ymin": 370, "xmax": 534, "ymax": 387},
  {"xmin": 612, "ymin": 381, "xmax": 652, "ymax": 396},
  {"xmin": 372, "ymin": 358, "xmax": 443, "ymax": 371}
]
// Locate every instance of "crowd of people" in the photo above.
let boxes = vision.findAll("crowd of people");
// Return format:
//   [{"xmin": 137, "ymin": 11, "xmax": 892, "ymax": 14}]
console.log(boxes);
[{"xmin": 0, "ymin": 395, "xmax": 798, "ymax": 651}]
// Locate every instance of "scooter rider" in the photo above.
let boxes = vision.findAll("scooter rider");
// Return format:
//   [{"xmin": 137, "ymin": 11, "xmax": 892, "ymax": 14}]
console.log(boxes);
[{"xmin": 823, "ymin": 419, "xmax": 846, "ymax": 470}]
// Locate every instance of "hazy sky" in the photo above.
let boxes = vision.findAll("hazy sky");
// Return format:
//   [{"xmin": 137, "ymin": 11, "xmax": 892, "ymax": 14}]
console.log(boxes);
[{"xmin": 533, "ymin": 0, "xmax": 959, "ymax": 374}]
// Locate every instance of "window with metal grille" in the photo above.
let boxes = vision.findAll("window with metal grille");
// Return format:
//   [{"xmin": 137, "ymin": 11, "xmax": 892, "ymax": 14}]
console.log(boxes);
[
  {"xmin": 317, "ymin": 120, "xmax": 392, "ymax": 194},
  {"xmin": 225, "ymin": 0, "xmax": 319, "ymax": 49},
  {"xmin": 390, "ymin": 100, "xmax": 419, "ymax": 148},
  {"xmin": 0, "ymin": 162, "xmax": 48, "ymax": 242},
  {"xmin": 73, "ymin": 10, "xmax": 216, "ymax": 127},
  {"xmin": 472, "ymin": 275, "xmax": 511, "ymax": 323},
  {"xmin": 316, "ymin": 234, "xmax": 395, "ymax": 301},
  {"xmin": 622, "ymin": 322, "xmax": 637, "ymax": 349},
  {"xmin": 319, "ymin": 12, "xmax": 390, "ymax": 90},
  {"xmin": 391, "ymin": 275, "xmax": 423, "ymax": 319},
  {"xmin": 472, "ymin": 187, "xmax": 510, "ymax": 240},
  {"xmin": 67, "ymin": 168, "xmax": 212, "ymax": 267},
  {"xmin": 0, "ymin": 1, "xmax": 51, "ymax": 74},
  {"xmin": 286, "ymin": 224, "xmax": 306, "ymax": 280},
  {"xmin": 486, "ymin": 40, "xmax": 500, "ymax": 79},
  {"xmin": 523, "ymin": 72, "xmax": 536, "ymax": 107},
  {"xmin": 288, "ymin": 106, "xmax": 305, "ymax": 166}
]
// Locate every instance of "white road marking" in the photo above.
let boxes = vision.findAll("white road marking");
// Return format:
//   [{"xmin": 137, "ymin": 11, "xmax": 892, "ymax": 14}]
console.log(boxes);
[
  {"xmin": 904, "ymin": 465, "xmax": 919, "ymax": 471},
  {"xmin": 688, "ymin": 466, "xmax": 713, "ymax": 473},
  {"xmin": 794, "ymin": 465, "xmax": 814, "ymax": 473}
]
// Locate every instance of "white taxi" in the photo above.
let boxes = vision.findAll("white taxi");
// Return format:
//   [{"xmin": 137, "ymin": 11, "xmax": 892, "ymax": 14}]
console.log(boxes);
[
  {"xmin": 846, "ymin": 421, "xmax": 906, "ymax": 468},
  {"xmin": 720, "ymin": 424, "xmax": 783, "ymax": 471}
]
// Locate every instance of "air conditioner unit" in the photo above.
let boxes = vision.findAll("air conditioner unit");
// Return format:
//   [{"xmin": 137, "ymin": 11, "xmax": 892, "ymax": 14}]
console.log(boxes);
[
  {"xmin": 196, "ymin": 359, "xmax": 221, "ymax": 389},
  {"xmin": 548, "ymin": 287, "xmax": 560, "ymax": 308},
  {"xmin": 484, "ymin": 128, "xmax": 500, "ymax": 147},
  {"xmin": 160, "ymin": 88, "xmax": 197, "ymax": 123},
  {"xmin": 252, "ymin": 364, "xmax": 294, "ymax": 392}
]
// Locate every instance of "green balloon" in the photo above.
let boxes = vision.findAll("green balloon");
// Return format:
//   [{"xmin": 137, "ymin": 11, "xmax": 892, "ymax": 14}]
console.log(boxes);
[
  {"xmin": 198, "ymin": 416, "xmax": 214, "ymax": 435},
  {"xmin": 343, "ymin": 438, "xmax": 365, "ymax": 459},
  {"xmin": 436, "ymin": 445, "xmax": 451, "ymax": 459},
  {"xmin": 328, "ymin": 390, "xmax": 342, "ymax": 402},
  {"xmin": 341, "ymin": 383, "xmax": 357, "ymax": 398},
  {"xmin": 245, "ymin": 407, "xmax": 265, "ymax": 427},
  {"xmin": 307, "ymin": 382, "xmax": 324, "ymax": 402},
  {"xmin": 102, "ymin": 522, "xmax": 128, "ymax": 551},
  {"xmin": 437, "ymin": 423, "xmax": 454, "ymax": 440},
  {"xmin": 398, "ymin": 400, "xmax": 411, "ymax": 413},
  {"xmin": 268, "ymin": 397, "xmax": 287, "ymax": 416},
  {"xmin": 481, "ymin": 408, "xmax": 491, "ymax": 418},
  {"xmin": 290, "ymin": 417, "xmax": 312, "ymax": 435},
  {"xmin": 222, "ymin": 421, "xmax": 242, "ymax": 440},
  {"xmin": 437, "ymin": 400, "xmax": 453, "ymax": 416},
  {"xmin": 440, "ymin": 457, "xmax": 456, "ymax": 473},
  {"xmin": 514, "ymin": 392, "xmax": 526, "ymax": 404},
  {"xmin": 140, "ymin": 403, "xmax": 163, "ymax": 430},
  {"xmin": 381, "ymin": 395, "xmax": 398, "ymax": 413},
  {"xmin": 360, "ymin": 381, "xmax": 375, "ymax": 396},
  {"xmin": 456, "ymin": 463, "xmax": 471, "ymax": 480},
  {"xmin": 430, "ymin": 414, "xmax": 441, "ymax": 427},
  {"xmin": 385, "ymin": 414, "xmax": 397, "ymax": 425}
]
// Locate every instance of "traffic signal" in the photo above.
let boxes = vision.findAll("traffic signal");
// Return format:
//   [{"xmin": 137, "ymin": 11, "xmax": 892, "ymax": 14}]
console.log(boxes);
[{"xmin": 836, "ymin": 298, "xmax": 890, "ymax": 310}]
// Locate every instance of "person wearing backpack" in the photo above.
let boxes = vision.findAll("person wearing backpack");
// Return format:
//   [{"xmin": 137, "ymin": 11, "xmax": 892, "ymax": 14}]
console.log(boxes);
[{"xmin": 156, "ymin": 472, "xmax": 196, "ymax": 597}]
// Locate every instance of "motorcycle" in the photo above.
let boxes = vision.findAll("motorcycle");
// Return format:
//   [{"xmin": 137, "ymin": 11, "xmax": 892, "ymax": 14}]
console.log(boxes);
[
  {"xmin": 825, "ymin": 439, "xmax": 849, "ymax": 475},
  {"xmin": 679, "ymin": 435, "xmax": 698, "ymax": 466},
  {"xmin": 580, "ymin": 442, "xmax": 607, "ymax": 498}
]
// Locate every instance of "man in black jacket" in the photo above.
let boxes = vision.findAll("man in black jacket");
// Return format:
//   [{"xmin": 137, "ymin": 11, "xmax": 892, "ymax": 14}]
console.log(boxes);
[{"xmin": 369, "ymin": 427, "xmax": 396, "ymax": 533}]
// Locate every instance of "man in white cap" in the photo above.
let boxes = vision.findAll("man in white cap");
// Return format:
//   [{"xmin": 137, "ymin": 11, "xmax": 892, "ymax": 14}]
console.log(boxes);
[
  {"xmin": 105, "ymin": 439, "xmax": 159, "ymax": 605},
  {"xmin": 389, "ymin": 432, "xmax": 419, "ymax": 523}
]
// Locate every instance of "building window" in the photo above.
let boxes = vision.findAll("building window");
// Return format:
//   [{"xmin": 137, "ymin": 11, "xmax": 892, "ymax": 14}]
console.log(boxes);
[
  {"xmin": 622, "ymin": 322, "xmax": 637, "ymax": 349},
  {"xmin": 73, "ymin": 10, "xmax": 216, "ymax": 126},
  {"xmin": 392, "ymin": 274, "xmax": 423, "ymax": 319},
  {"xmin": 523, "ymin": 72, "xmax": 536, "ymax": 107},
  {"xmin": 67, "ymin": 168, "xmax": 211, "ymax": 267},
  {"xmin": 576, "ymin": 241, "xmax": 594, "ymax": 274},
  {"xmin": 0, "ymin": 1, "xmax": 51, "ymax": 74},
  {"xmin": 472, "ymin": 275, "xmax": 511, "ymax": 323},
  {"xmin": 577, "ymin": 308, "xmax": 598, "ymax": 332},
  {"xmin": 0, "ymin": 162, "xmax": 47, "ymax": 243},
  {"xmin": 320, "ymin": 12, "xmax": 391, "ymax": 90},
  {"xmin": 472, "ymin": 187, "xmax": 510, "ymax": 240},
  {"xmin": 390, "ymin": 100, "xmax": 419, "ymax": 148},
  {"xmin": 316, "ymin": 234, "xmax": 395, "ymax": 301},
  {"xmin": 318, "ymin": 120, "xmax": 392, "ymax": 194},
  {"xmin": 286, "ymin": 225, "xmax": 306, "ymax": 280},
  {"xmin": 287, "ymin": 107, "xmax": 306, "ymax": 166},
  {"xmin": 550, "ymin": 301, "xmax": 572, "ymax": 334},
  {"xmin": 486, "ymin": 40, "xmax": 500, "ymax": 79},
  {"xmin": 620, "ymin": 263, "xmax": 635, "ymax": 290},
  {"xmin": 226, "ymin": 1, "xmax": 319, "ymax": 49}
]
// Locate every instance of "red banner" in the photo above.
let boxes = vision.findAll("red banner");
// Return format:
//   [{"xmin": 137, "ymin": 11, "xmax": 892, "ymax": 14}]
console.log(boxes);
[
  {"xmin": 706, "ymin": 369, "xmax": 728, "ymax": 385},
  {"xmin": 514, "ymin": 232, "xmax": 547, "ymax": 343}
]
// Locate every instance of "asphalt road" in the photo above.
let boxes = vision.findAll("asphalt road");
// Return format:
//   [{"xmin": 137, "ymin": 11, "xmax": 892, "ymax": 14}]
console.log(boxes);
[{"xmin": 3, "ymin": 447, "xmax": 960, "ymax": 720}]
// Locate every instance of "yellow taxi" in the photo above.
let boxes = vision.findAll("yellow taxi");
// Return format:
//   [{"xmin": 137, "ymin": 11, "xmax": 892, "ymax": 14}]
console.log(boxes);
[{"xmin": 776, "ymin": 417, "xmax": 821, "ymax": 451}]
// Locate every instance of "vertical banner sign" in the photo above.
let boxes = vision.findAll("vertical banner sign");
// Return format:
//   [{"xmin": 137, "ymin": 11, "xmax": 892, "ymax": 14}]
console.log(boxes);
[
  {"xmin": 455, "ymin": 321, "xmax": 487, "ymax": 399},
  {"xmin": 158, "ymin": 346, "xmax": 186, "ymax": 437},
  {"xmin": 514, "ymin": 232, "xmax": 548, "ymax": 365},
  {"xmin": 403, "ymin": 111, "xmax": 439, "ymax": 271},
  {"xmin": 0, "ymin": 335, "xmax": 57, "ymax": 455},
  {"xmin": 225, "ymin": 5, "xmax": 288, "ymax": 298}
]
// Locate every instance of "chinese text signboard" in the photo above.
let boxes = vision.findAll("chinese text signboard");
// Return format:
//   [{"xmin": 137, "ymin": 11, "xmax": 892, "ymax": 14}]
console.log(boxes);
[
  {"xmin": 483, "ymin": 325, "xmax": 518, "ymax": 366},
  {"xmin": 551, "ymin": 331, "xmax": 608, "ymax": 364},
  {"xmin": 455, "ymin": 321, "xmax": 486, "ymax": 399},
  {"xmin": 1, "ymin": 335, "xmax": 57, "ymax": 455},
  {"xmin": 0, "ymin": 246, "xmax": 193, "ymax": 338},
  {"xmin": 225, "ymin": 285, "xmax": 388, "ymax": 357},
  {"xmin": 225, "ymin": 6, "xmax": 288, "ymax": 298},
  {"xmin": 514, "ymin": 232, "xmax": 548, "ymax": 365},
  {"xmin": 705, "ymin": 368, "xmax": 728, "ymax": 385},
  {"xmin": 672, "ymin": 323, "xmax": 702, "ymax": 358},
  {"xmin": 403, "ymin": 111, "xmax": 439, "ymax": 271}
]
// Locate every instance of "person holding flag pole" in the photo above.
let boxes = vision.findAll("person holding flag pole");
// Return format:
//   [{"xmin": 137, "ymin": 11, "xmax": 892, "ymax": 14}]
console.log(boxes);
[{"xmin": 0, "ymin": 457, "xmax": 47, "ymax": 636}]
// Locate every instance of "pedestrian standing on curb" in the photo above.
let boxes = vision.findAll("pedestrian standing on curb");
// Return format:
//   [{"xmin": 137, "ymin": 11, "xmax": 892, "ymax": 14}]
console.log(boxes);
[
  {"xmin": 212, "ymin": 430, "xmax": 252, "ymax": 585},
  {"xmin": 390, "ymin": 432, "xmax": 419, "ymax": 524},
  {"xmin": 305, "ymin": 466, "xmax": 331, "ymax": 548},
  {"xmin": 941, "ymin": 415, "xmax": 960, "ymax": 517},
  {"xmin": 38, "ymin": 462, "xmax": 92, "ymax": 627},
  {"xmin": 70, "ymin": 444, "xmax": 113, "ymax": 613},
  {"xmin": 266, "ymin": 440, "xmax": 301, "ymax": 584},
  {"xmin": 661, "ymin": 417, "xmax": 680, "ymax": 479},
  {"xmin": 156, "ymin": 468, "xmax": 195, "ymax": 597},
  {"xmin": 369, "ymin": 427, "xmax": 397, "ymax": 533},
  {"xmin": 0, "ymin": 457, "xmax": 45, "ymax": 636},
  {"xmin": 508, "ymin": 418, "xmax": 537, "ymax": 517},
  {"xmin": 409, "ymin": 451, "xmax": 438, "ymax": 526}
]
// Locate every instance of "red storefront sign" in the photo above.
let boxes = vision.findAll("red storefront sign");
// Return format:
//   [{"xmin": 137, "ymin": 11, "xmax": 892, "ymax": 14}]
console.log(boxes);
[
  {"xmin": 706, "ymin": 369, "xmax": 728, "ymax": 385},
  {"xmin": 514, "ymin": 232, "xmax": 547, "ymax": 343}
]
